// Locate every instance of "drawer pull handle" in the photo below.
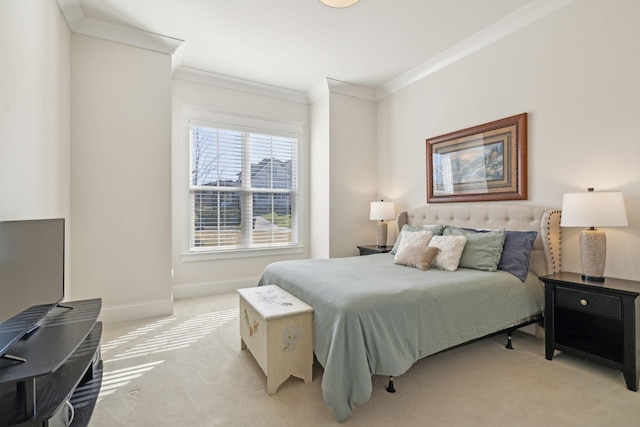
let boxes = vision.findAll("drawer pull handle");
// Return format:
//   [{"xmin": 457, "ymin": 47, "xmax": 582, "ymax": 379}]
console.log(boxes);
[{"xmin": 579, "ymin": 298, "xmax": 588, "ymax": 306}]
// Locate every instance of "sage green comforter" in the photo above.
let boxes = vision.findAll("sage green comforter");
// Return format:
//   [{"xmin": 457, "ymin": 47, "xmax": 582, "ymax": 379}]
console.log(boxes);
[{"xmin": 257, "ymin": 253, "xmax": 544, "ymax": 421}]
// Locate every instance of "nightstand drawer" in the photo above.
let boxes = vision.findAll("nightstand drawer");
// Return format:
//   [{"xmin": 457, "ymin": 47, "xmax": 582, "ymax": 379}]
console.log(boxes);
[{"xmin": 556, "ymin": 286, "xmax": 621, "ymax": 320}]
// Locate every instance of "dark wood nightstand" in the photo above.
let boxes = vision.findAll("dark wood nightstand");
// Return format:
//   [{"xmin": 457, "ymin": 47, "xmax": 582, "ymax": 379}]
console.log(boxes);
[
  {"xmin": 357, "ymin": 245, "xmax": 392, "ymax": 256},
  {"xmin": 540, "ymin": 272, "xmax": 640, "ymax": 391}
]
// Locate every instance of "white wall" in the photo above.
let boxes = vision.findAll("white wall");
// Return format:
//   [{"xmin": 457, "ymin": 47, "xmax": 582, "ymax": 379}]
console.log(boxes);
[
  {"xmin": 309, "ymin": 85, "xmax": 379, "ymax": 259},
  {"xmin": 0, "ymin": 0, "xmax": 71, "ymax": 295},
  {"xmin": 378, "ymin": 0, "xmax": 640, "ymax": 280},
  {"xmin": 171, "ymin": 74, "xmax": 311, "ymax": 298},
  {"xmin": 70, "ymin": 34, "xmax": 174, "ymax": 321},
  {"xmin": 328, "ymin": 93, "xmax": 378, "ymax": 256},
  {"xmin": 309, "ymin": 93, "xmax": 331, "ymax": 259},
  {"xmin": 10, "ymin": 0, "xmax": 636, "ymax": 325}
]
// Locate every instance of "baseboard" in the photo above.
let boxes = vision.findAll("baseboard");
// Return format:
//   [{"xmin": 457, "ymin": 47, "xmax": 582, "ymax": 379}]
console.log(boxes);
[
  {"xmin": 97, "ymin": 279, "xmax": 261, "ymax": 324},
  {"xmin": 98, "ymin": 297, "xmax": 174, "ymax": 325},
  {"xmin": 172, "ymin": 277, "xmax": 260, "ymax": 300}
]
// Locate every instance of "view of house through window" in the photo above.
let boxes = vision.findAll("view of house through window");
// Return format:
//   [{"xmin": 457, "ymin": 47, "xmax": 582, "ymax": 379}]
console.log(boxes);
[{"xmin": 189, "ymin": 123, "xmax": 298, "ymax": 251}]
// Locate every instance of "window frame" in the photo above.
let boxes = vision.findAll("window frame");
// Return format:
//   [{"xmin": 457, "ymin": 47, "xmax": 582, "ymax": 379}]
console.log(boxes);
[{"xmin": 181, "ymin": 110, "xmax": 304, "ymax": 261}]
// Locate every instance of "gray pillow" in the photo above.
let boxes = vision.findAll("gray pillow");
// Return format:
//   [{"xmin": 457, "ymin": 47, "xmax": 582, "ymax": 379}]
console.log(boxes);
[
  {"xmin": 443, "ymin": 226, "xmax": 506, "ymax": 272},
  {"xmin": 390, "ymin": 224, "xmax": 444, "ymax": 254}
]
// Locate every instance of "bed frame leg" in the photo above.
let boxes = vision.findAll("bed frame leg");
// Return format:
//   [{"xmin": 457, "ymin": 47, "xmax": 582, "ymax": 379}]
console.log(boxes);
[
  {"xmin": 386, "ymin": 376, "xmax": 396, "ymax": 393},
  {"xmin": 505, "ymin": 328, "xmax": 515, "ymax": 349},
  {"xmin": 506, "ymin": 335, "xmax": 513, "ymax": 349}
]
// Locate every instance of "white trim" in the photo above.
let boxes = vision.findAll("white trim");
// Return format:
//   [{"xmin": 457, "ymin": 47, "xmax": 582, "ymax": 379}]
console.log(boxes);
[
  {"xmin": 188, "ymin": 114, "xmax": 304, "ymax": 137},
  {"xmin": 182, "ymin": 245, "xmax": 304, "ymax": 262},
  {"xmin": 327, "ymin": 78, "xmax": 377, "ymax": 101},
  {"xmin": 98, "ymin": 297, "xmax": 174, "ymax": 324},
  {"xmin": 182, "ymin": 108, "xmax": 304, "ymax": 256},
  {"xmin": 174, "ymin": 67, "xmax": 309, "ymax": 104},
  {"xmin": 57, "ymin": 0, "xmax": 576, "ymax": 100},
  {"xmin": 307, "ymin": 78, "xmax": 330, "ymax": 104},
  {"xmin": 376, "ymin": 0, "xmax": 578, "ymax": 100},
  {"xmin": 172, "ymin": 277, "xmax": 261, "ymax": 300},
  {"xmin": 307, "ymin": 78, "xmax": 377, "ymax": 103},
  {"xmin": 56, "ymin": 0, "xmax": 183, "ymax": 55}
]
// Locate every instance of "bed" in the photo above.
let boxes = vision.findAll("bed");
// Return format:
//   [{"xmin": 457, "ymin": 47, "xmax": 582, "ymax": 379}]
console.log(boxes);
[{"xmin": 257, "ymin": 203, "xmax": 561, "ymax": 421}]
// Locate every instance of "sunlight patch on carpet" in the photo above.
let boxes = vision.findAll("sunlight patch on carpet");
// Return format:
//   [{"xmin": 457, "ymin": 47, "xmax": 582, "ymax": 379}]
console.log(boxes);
[
  {"xmin": 97, "ymin": 308, "xmax": 239, "ymax": 400},
  {"xmin": 104, "ymin": 308, "xmax": 238, "ymax": 362},
  {"xmin": 98, "ymin": 361, "xmax": 164, "ymax": 398},
  {"xmin": 101, "ymin": 318, "xmax": 176, "ymax": 353}
]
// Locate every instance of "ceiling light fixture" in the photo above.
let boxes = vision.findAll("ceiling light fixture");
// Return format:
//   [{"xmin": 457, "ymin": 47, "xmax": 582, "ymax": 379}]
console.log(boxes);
[{"xmin": 320, "ymin": 0, "xmax": 360, "ymax": 8}]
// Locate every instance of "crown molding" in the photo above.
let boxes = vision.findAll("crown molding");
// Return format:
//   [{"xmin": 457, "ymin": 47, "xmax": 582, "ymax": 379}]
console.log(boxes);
[
  {"xmin": 307, "ymin": 78, "xmax": 377, "ymax": 104},
  {"xmin": 376, "ymin": 0, "xmax": 578, "ymax": 100},
  {"xmin": 307, "ymin": 79, "xmax": 330, "ymax": 104},
  {"xmin": 327, "ymin": 78, "xmax": 377, "ymax": 101},
  {"xmin": 57, "ymin": 0, "xmax": 577, "ymax": 103},
  {"xmin": 56, "ymin": 0, "xmax": 183, "ymax": 55},
  {"xmin": 173, "ymin": 67, "xmax": 309, "ymax": 104},
  {"xmin": 56, "ymin": 0, "xmax": 306, "ymax": 103}
]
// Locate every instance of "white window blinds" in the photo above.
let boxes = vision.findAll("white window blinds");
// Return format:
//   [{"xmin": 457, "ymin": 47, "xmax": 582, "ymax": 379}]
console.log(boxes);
[{"xmin": 189, "ymin": 123, "xmax": 298, "ymax": 251}]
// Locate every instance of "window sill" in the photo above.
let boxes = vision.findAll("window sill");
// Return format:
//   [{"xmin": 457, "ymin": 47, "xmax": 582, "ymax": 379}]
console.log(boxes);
[{"xmin": 182, "ymin": 245, "xmax": 304, "ymax": 262}]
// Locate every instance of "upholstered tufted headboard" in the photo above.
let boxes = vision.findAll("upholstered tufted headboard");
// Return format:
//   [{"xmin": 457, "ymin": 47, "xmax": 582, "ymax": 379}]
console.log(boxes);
[{"xmin": 396, "ymin": 204, "xmax": 561, "ymax": 277}]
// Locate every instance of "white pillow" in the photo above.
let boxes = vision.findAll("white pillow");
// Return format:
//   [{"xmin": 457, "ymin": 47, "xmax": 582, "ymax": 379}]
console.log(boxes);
[
  {"xmin": 394, "ymin": 230, "xmax": 433, "ymax": 261},
  {"xmin": 428, "ymin": 235, "xmax": 467, "ymax": 271}
]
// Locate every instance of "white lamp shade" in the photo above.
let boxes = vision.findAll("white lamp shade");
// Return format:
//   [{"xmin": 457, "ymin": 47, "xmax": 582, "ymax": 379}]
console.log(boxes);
[
  {"xmin": 319, "ymin": 0, "xmax": 360, "ymax": 7},
  {"xmin": 369, "ymin": 201, "xmax": 395, "ymax": 221},
  {"xmin": 561, "ymin": 191, "xmax": 628, "ymax": 228}
]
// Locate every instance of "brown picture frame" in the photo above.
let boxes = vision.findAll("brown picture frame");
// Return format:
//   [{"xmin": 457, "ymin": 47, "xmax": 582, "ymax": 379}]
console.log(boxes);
[{"xmin": 426, "ymin": 113, "xmax": 527, "ymax": 203}]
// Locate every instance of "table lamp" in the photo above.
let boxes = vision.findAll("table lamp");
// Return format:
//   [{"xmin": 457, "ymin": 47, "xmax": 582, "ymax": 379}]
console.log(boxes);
[
  {"xmin": 369, "ymin": 201, "xmax": 395, "ymax": 247},
  {"xmin": 560, "ymin": 188, "xmax": 628, "ymax": 281}
]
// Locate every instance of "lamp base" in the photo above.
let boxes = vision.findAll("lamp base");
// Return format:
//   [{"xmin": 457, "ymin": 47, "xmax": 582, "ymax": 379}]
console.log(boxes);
[
  {"xmin": 376, "ymin": 221, "xmax": 388, "ymax": 247},
  {"xmin": 579, "ymin": 229, "xmax": 606, "ymax": 282}
]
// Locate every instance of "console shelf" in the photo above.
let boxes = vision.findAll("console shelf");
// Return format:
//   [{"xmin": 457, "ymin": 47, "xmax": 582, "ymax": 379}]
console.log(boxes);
[{"xmin": 0, "ymin": 299, "xmax": 102, "ymax": 427}]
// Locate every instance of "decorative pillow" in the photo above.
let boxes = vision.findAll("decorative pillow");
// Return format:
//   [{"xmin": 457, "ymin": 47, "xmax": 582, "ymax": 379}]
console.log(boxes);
[
  {"xmin": 394, "ymin": 245, "xmax": 440, "ymax": 271},
  {"xmin": 394, "ymin": 230, "xmax": 433, "ymax": 261},
  {"xmin": 498, "ymin": 231, "xmax": 538, "ymax": 281},
  {"xmin": 443, "ymin": 226, "xmax": 506, "ymax": 272},
  {"xmin": 390, "ymin": 224, "xmax": 444, "ymax": 254},
  {"xmin": 428, "ymin": 235, "xmax": 467, "ymax": 271}
]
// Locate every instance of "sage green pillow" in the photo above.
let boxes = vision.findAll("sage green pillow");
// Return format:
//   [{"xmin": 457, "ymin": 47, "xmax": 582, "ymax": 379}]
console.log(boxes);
[
  {"xmin": 390, "ymin": 224, "xmax": 444, "ymax": 254},
  {"xmin": 442, "ymin": 226, "xmax": 506, "ymax": 272}
]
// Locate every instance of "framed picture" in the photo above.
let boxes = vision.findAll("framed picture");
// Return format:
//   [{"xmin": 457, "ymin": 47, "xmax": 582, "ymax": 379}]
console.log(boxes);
[{"xmin": 426, "ymin": 113, "xmax": 527, "ymax": 203}]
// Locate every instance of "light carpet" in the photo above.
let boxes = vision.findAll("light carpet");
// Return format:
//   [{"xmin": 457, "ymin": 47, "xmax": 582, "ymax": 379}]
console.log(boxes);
[{"xmin": 89, "ymin": 292, "xmax": 640, "ymax": 426}]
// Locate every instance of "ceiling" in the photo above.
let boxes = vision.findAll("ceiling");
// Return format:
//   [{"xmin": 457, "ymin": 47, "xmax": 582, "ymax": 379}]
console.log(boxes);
[{"xmin": 61, "ymin": 0, "xmax": 549, "ymax": 95}]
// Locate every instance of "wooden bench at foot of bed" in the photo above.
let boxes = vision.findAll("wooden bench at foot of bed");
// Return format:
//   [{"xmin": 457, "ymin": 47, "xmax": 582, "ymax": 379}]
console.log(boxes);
[{"xmin": 238, "ymin": 284, "xmax": 314, "ymax": 394}]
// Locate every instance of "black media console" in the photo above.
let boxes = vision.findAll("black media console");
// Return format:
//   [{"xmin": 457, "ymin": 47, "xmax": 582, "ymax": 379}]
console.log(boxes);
[{"xmin": 0, "ymin": 299, "xmax": 102, "ymax": 426}]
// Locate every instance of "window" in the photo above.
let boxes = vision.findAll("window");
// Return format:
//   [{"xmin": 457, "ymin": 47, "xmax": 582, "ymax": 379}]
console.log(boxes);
[{"xmin": 189, "ymin": 121, "xmax": 299, "ymax": 252}]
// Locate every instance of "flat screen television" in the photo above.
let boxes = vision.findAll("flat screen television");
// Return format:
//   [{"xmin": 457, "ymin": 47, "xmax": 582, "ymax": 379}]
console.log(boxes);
[{"xmin": 0, "ymin": 218, "xmax": 65, "ymax": 359}]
